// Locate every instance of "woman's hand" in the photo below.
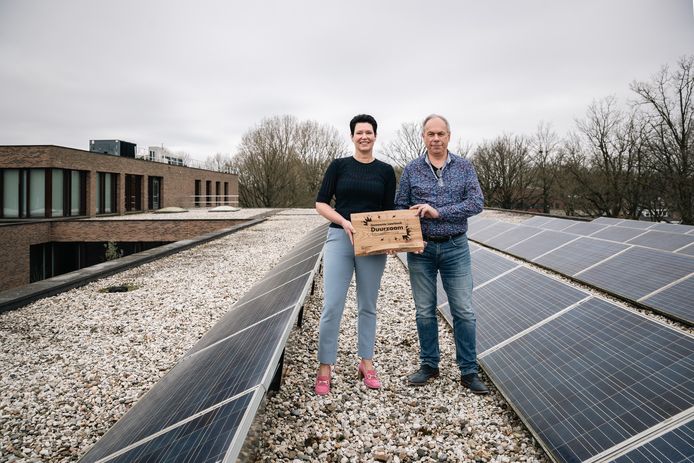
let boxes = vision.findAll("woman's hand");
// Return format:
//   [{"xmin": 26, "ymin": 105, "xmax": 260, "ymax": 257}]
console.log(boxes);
[{"xmin": 341, "ymin": 218, "xmax": 356, "ymax": 245}]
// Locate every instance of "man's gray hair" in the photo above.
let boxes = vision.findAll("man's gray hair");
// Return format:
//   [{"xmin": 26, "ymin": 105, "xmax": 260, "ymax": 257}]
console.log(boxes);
[{"xmin": 422, "ymin": 114, "xmax": 451, "ymax": 133}]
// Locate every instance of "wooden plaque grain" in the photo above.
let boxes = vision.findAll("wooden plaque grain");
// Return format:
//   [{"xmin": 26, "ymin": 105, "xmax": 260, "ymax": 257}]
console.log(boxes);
[{"xmin": 351, "ymin": 210, "xmax": 424, "ymax": 256}]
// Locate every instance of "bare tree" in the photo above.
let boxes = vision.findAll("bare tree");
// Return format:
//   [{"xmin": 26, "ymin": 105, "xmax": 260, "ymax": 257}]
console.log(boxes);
[
  {"xmin": 472, "ymin": 134, "xmax": 534, "ymax": 209},
  {"xmin": 631, "ymin": 55, "xmax": 694, "ymax": 224},
  {"xmin": 568, "ymin": 96, "xmax": 646, "ymax": 218},
  {"xmin": 232, "ymin": 115, "xmax": 346, "ymax": 208},
  {"xmin": 379, "ymin": 121, "xmax": 425, "ymax": 169},
  {"xmin": 294, "ymin": 121, "xmax": 349, "ymax": 206},
  {"xmin": 205, "ymin": 152, "xmax": 233, "ymax": 172},
  {"xmin": 529, "ymin": 122, "xmax": 561, "ymax": 213}
]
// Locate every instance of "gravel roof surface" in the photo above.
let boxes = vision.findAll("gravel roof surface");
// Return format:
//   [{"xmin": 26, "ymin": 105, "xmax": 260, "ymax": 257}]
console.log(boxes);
[{"xmin": 8, "ymin": 207, "xmax": 682, "ymax": 462}]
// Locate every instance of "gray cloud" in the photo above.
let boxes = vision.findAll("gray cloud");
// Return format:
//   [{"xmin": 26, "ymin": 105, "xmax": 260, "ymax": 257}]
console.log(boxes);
[{"xmin": 1, "ymin": 0, "xmax": 692, "ymax": 160}]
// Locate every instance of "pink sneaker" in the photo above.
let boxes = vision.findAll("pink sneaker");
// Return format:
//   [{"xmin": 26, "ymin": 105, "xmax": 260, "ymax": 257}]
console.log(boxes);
[
  {"xmin": 358, "ymin": 363, "xmax": 381, "ymax": 389},
  {"xmin": 315, "ymin": 375, "xmax": 331, "ymax": 396}
]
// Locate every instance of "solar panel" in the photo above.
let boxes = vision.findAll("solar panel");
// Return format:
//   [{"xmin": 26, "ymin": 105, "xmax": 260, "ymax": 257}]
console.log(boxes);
[
  {"xmin": 590, "ymin": 226, "xmax": 648, "ymax": 243},
  {"xmin": 541, "ymin": 218, "xmax": 579, "ymax": 231},
  {"xmin": 467, "ymin": 217, "xmax": 498, "ymax": 235},
  {"xmin": 469, "ymin": 220, "xmax": 516, "ymax": 242},
  {"xmin": 650, "ymin": 222, "xmax": 694, "ymax": 234},
  {"xmin": 484, "ymin": 225, "xmax": 543, "ymax": 251},
  {"xmin": 479, "ymin": 298, "xmax": 694, "ymax": 463},
  {"xmin": 80, "ymin": 310, "xmax": 296, "ymax": 462},
  {"xmin": 84, "ymin": 390, "xmax": 258, "ymax": 463},
  {"xmin": 471, "ymin": 248, "xmax": 520, "ymax": 286},
  {"xmin": 80, "ymin": 224, "xmax": 328, "ymax": 463},
  {"xmin": 640, "ymin": 275, "xmax": 694, "ymax": 326},
  {"xmin": 592, "ymin": 217, "xmax": 625, "ymax": 226},
  {"xmin": 505, "ymin": 230, "xmax": 578, "ymax": 261},
  {"xmin": 522, "ymin": 216, "xmax": 554, "ymax": 227},
  {"xmin": 187, "ymin": 275, "xmax": 310, "ymax": 356},
  {"xmin": 575, "ymin": 247, "xmax": 694, "ymax": 301},
  {"xmin": 473, "ymin": 266, "xmax": 588, "ymax": 354},
  {"xmin": 614, "ymin": 218, "xmax": 656, "ymax": 230},
  {"xmin": 561, "ymin": 221, "xmax": 608, "ymax": 236},
  {"xmin": 534, "ymin": 237, "xmax": 630, "ymax": 276},
  {"xmin": 610, "ymin": 420, "xmax": 694, "ymax": 463},
  {"xmin": 626, "ymin": 231, "xmax": 694, "ymax": 252},
  {"xmin": 678, "ymin": 243, "xmax": 694, "ymax": 256}
]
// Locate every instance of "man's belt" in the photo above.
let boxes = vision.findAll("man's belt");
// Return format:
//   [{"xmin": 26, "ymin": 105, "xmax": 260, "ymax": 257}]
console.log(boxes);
[{"xmin": 423, "ymin": 233, "xmax": 465, "ymax": 243}]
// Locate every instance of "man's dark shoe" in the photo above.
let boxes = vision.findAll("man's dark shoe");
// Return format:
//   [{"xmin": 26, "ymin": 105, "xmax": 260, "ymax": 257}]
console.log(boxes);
[
  {"xmin": 461, "ymin": 373, "xmax": 489, "ymax": 395},
  {"xmin": 407, "ymin": 365, "xmax": 439, "ymax": 386}
]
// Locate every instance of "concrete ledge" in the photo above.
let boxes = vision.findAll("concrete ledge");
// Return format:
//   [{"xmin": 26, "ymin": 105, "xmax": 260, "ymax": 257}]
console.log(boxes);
[{"xmin": 0, "ymin": 211, "xmax": 277, "ymax": 313}]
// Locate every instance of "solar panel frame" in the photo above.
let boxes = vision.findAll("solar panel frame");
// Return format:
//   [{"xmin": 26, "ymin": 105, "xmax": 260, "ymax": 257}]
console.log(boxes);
[
  {"xmin": 479, "ymin": 298, "xmax": 694, "ymax": 463},
  {"xmin": 575, "ymin": 247, "xmax": 694, "ymax": 301}
]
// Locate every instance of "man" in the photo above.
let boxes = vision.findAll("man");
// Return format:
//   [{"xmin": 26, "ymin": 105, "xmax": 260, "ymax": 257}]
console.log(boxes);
[{"xmin": 395, "ymin": 114, "xmax": 488, "ymax": 394}]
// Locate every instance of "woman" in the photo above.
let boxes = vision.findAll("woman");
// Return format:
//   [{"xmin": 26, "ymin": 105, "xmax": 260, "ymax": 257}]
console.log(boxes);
[{"xmin": 314, "ymin": 114, "xmax": 396, "ymax": 396}]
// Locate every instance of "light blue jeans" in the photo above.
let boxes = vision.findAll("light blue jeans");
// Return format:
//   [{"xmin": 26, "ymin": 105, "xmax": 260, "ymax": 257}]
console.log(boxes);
[
  {"xmin": 407, "ymin": 234, "xmax": 478, "ymax": 375},
  {"xmin": 318, "ymin": 227, "xmax": 387, "ymax": 364}
]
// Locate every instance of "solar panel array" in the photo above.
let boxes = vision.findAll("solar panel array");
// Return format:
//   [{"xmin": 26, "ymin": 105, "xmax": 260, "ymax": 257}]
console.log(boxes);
[
  {"xmin": 79, "ymin": 223, "xmax": 329, "ymax": 463},
  {"xmin": 467, "ymin": 216, "xmax": 694, "ymax": 325},
  {"xmin": 400, "ymin": 223, "xmax": 693, "ymax": 463}
]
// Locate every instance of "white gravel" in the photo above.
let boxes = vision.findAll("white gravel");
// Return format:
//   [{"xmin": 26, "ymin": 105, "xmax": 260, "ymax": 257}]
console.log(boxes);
[{"xmin": 1, "ymin": 208, "xmax": 549, "ymax": 463}]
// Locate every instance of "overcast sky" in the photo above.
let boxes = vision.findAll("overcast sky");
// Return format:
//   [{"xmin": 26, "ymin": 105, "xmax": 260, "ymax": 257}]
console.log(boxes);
[{"xmin": 1, "ymin": 0, "xmax": 693, "ymax": 162}]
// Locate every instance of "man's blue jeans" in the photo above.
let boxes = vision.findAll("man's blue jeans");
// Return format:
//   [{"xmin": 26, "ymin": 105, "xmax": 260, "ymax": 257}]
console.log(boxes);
[{"xmin": 407, "ymin": 234, "xmax": 478, "ymax": 375}]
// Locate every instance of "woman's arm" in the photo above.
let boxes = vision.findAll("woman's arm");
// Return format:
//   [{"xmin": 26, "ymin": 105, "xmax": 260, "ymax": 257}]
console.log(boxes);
[{"xmin": 315, "ymin": 201, "xmax": 356, "ymax": 245}]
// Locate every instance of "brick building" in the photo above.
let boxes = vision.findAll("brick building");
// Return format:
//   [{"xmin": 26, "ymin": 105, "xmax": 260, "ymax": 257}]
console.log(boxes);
[{"xmin": 0, "ymin": 145, "xmax": 240, "ymax": 291}]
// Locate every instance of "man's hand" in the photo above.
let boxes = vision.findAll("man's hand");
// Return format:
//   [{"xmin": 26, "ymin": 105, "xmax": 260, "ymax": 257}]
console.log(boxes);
[{"xmin": 410, "ymin": 203, "xmax": 440, "ymax": 219}]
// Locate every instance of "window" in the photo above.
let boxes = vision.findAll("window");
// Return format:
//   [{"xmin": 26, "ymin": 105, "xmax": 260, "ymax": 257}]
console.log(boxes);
[
  {"xmin": 195, "ymin": 180, "xmax": 201, "ymax": 207},
  {"xmin": 205, "ymin": 180, "xmax": 212, "ymax": 207},
  {"xmin": 0, "ymin": 168, "xmax": 85, "ymax": 219},
  {"xmin": 70, "ymin": 171, "xmax": 85, "ymax": 216},
  {"xmin": 2, "ymin": 169, "xmax": 20, "ymax": 217},
  {"xmin": 29, "ymin": 169, "xmax": 45, "ymax": 217},
  {"xmin": 224, "ymin": 182, "xmax": 229, "ymax": 205},
  {"xmin": 148, "ymin": 176, "xmax": 162, "ymax": 210},
  {"xmin": 215, "ymin": 181, "xmax": 221, "ymax": 206},
  {"xmin": 51, "ymin": 169, "xmax": 64, "ymax": 217},
  {"xmin": 97, "ymin": 172, "xmax": 118, "ymax": 214},
  {"xmin": 125, "ymin": 174, "xmax": 143, "ymax": 212}
]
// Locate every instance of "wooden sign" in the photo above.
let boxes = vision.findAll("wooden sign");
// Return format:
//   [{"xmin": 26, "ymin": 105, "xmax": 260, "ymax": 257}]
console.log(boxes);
[{"xmin": 351, "ymin": 210, "xmax": 425, "ymax": 256}]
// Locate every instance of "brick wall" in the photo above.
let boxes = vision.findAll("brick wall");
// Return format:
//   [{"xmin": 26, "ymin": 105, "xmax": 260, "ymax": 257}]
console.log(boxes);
[
  {"xmin": 0, "ymin": 145, "xmax": 239, "ymax": 217},
  {"xmin": 0, "ymin": 219, "xmax": 245, "ymax": 292},
  {"xmin": 0, "ymin": 222, "xmax": 51, "ymax": 291}
]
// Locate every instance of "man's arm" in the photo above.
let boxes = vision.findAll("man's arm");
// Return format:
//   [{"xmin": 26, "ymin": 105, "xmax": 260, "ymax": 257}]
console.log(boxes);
[
  {"xmin": 394, "ymin": 166, "xmax": 411, "ymax": 210},
  {"xmin": 436, "ymin": 163, "xmax": 484, "ymax": 220}
]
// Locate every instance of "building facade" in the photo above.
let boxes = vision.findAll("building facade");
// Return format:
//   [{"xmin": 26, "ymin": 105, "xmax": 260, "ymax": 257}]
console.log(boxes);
[{"xmin": 0, "ymin": 145, "xmax": 240, "ymax": 291}]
